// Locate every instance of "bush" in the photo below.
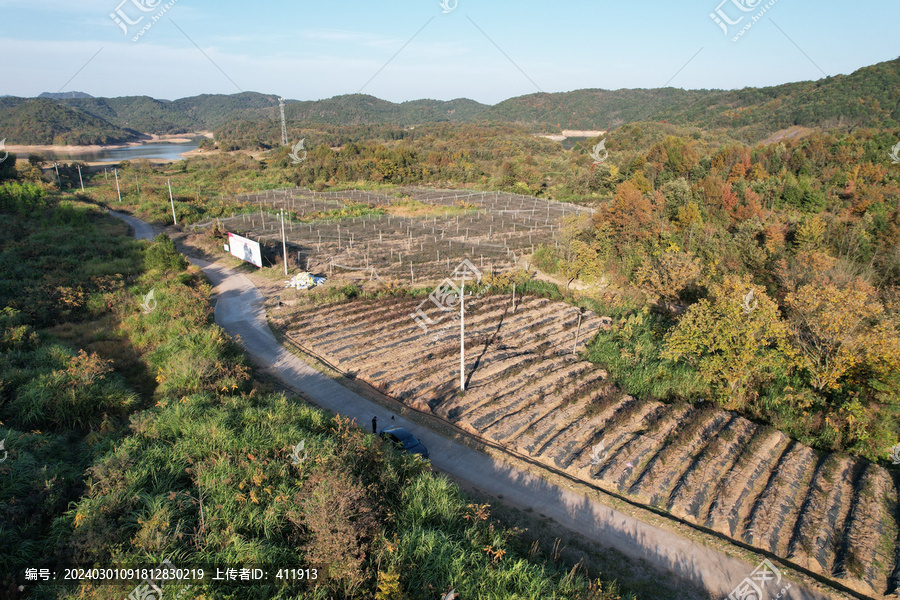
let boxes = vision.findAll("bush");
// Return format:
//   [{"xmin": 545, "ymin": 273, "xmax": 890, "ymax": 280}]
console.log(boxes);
[
  {"xmin": 1, "ymin": 347, "xmax": 139, "ymax": 430},
  {"xmin": 0, "ymin": 307, "xmax": 38, "ymax": 351},
  {"xmin": 0, "ymin": 180, "xmax": 47, "ymax": 214},
  {"xmin": 531, "ymin": 245, "xmax": 560, "ymax": 274},
  {"xmin": 144, "ymin": 234, "xmax": 189, "ymax": 272}
]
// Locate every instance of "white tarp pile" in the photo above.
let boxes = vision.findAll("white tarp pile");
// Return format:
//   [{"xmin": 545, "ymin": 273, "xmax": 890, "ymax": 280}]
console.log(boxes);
[{"xmin": 286, "ymin": 272, "xmax": 327, "ymax": 290}]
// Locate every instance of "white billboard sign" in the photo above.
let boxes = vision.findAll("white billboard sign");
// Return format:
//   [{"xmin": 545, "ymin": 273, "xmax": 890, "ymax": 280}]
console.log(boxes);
[{"xmin": 228, "ymin": 232, "xmax": 263, "ymax": 268}]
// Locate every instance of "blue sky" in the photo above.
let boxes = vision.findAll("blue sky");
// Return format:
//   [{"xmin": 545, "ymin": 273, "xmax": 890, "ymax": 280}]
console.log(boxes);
[{"xmin": 0, "ymin": 0, "xmax": 897, "ymax": 104}]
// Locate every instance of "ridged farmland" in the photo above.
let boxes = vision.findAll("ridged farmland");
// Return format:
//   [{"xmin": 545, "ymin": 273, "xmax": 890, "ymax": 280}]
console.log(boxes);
[{"xmin": 278, "ymin": 293, "xmax": 900, "ymax": 598}]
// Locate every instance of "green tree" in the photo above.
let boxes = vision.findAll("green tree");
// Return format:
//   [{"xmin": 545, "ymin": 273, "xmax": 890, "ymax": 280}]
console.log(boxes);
[
  {"xmin": 563, "ymin": 240, "xmax": 602, "ymax": 288},
  {"xmin": 558, "ymin": 214, "xmax": 593, "ymax": 262},
  {"xmin": 794, "ymin": 215, "xmax": 827, "ymax": 251},
  {"xmin": 662, "ymin": 276, "xmax": 795, "ymax": 408},
  {"xmin": 0, "ymin": 152, "xmax": 17, "ymax": 182},
  {"xmin": 675, "ymin": 201, "xmax": 703, "ymax": 231}
]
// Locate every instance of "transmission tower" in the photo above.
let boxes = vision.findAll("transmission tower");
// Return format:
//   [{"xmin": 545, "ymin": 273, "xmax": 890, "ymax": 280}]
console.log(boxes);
[{"xmin": 279, "ymin": 97, "xmax": 288, "ymax": 146}]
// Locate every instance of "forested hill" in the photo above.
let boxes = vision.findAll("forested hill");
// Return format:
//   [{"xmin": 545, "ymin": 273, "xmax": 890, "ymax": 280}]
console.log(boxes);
[
  {"xmin": 651, "ymin": 57, "xmax": 900, "ymax": 140},
  {"xmin": 489, "ymin": 57, "xmax": 900, "ymax": 139},
  {"xmin": 0, "ymin": 93, "xmax": 282, "ymax": 144},
  {"xmin": 2, "ymin": 56, "xmax": 898, "ymax": 145},
  {"xmin": 0, "ymin": 91, "xmax": 491, "ymax": 145},
  {"xmin": 283, "ymin": 95, "xmax": 489, "ymax": 125},
  {"xmin": 0, "ymin": 97, "xmax": 140, "ymax": 146}
]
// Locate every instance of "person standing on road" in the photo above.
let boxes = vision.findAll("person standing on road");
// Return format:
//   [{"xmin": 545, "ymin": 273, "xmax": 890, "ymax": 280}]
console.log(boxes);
[{"xmin": 372, "ymin": 416, "xmax": 377, "ymax": 434}]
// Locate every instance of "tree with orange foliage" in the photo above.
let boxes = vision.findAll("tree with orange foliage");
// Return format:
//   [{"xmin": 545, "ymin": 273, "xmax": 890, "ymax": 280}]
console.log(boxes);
[
  {"xmin": 728, "ymin": 161, "xmax": 747, "ymax": 183},
  {"xmin": 599, "ymin": 180, "xmax": 652, "ymax": 242},
  {"xmin": 731, "ymin": 187, "xmax": 764, "ymax": 222},
  {"xmin": 696, "ymin": 175, "xmax": 740, "ymax": 218},
  {"xmin": 634, "ymin": 248, "xmax": 701, "ymax": 306},
  {"xmin": 763, "ymin": 221, "xmax": 787, "ymax": 256}
]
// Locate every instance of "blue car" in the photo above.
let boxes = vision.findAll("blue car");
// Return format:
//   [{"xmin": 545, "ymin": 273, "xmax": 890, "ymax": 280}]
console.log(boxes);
[{"xmin": 380, "ymin": 426, "xmax": 429, "ymax": 459}]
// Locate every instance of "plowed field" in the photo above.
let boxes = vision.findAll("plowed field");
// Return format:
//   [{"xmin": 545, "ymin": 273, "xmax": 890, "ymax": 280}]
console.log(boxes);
[{"xmin": 278, "ymin": 294, "xmax": 900, "ymax": 598}]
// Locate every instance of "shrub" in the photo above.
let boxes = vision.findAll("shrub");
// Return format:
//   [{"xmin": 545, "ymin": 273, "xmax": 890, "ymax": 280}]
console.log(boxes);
[
  {"xmin": 289, "ymin": 462, "xmax": 381, "ymax": 596},
  {"xmin": 144, "ymin": 234, "xmax": 189, "ymax": 273},
  {"xmin": 0, "ymin": 180, "xmax": 47, "ymax": 214}
]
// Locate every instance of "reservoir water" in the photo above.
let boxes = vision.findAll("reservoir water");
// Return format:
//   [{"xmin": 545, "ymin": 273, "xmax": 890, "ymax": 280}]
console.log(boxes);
[{"xmin": 38, "ymin": 140, "xmax": 201, "ymax": 163}]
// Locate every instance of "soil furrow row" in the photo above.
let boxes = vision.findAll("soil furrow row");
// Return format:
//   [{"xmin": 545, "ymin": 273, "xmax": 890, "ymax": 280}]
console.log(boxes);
[
  {"xmin": 704, "ymin": 430, "xmax": 792, "ymax": 537},
  {"xmin": 633, "ymin": 409, "xmax": 731, "ymax": 507},
  {"xmin": 741, "ymin": 443, "xmax": 819, "ymax": 553},
  {"xmin": 666, "ymin": 417, "xmax": 756, "ymax": 521}
]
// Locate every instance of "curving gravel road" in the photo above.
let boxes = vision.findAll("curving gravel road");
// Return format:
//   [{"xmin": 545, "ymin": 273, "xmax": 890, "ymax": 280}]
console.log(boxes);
[{"xmin": 110, "ymin": 210, "xmax": 835, "ymax": 600}]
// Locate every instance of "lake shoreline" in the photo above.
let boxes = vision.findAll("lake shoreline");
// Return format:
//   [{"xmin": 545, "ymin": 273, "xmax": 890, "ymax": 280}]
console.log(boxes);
[{"xmin": 5, "ymin": 131, "xmax": 214, "ymax": 155}]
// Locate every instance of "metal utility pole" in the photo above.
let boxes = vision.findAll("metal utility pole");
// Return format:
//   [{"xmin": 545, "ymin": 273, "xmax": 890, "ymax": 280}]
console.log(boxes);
[
  {"xmin": 114, "ymin": 169, "xmax": 122, "ymax": 202},
  {"xmin": 77, "ymin": 165, "xmax": 84, "ymax": 192},
  {"xmin": 168, "ymin": 179, "xmax": 177, "ymax": 225},
  {"xmin": 280, "ymin": 209, "xmax": 288, "ymax": 276},
  {"xmin": 279, "ymin": 97, "xmax": 288, "ymax": 147}
]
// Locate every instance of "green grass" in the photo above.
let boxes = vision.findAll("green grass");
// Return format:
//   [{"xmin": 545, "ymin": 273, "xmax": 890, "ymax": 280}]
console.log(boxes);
[
  {"xmin": 583, "ymin": 309, "xmax": 706, "ymax": 403},
  {"xmin": 295, "ymin": 201, "xmax": 386, "ymax": 223},
  {"xmin": 58, "ymin": 393, "xmax": 623, "ymax": 600}
]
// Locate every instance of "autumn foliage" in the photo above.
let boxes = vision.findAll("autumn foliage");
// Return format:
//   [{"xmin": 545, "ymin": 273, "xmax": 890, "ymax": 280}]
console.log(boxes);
[{"xmin": 568, "ymin": 127, "xmax": 900, "ymax": 461}]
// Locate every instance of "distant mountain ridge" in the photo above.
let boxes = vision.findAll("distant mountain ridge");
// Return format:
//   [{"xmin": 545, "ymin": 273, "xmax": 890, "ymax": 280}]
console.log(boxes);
[
  {"xmin": 38, "ymin": 91, "xmax": 94, "ymax": 99},
  {"xmin": 3, "ymin": 56, "xmax": 898, "ymax": 145}
]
